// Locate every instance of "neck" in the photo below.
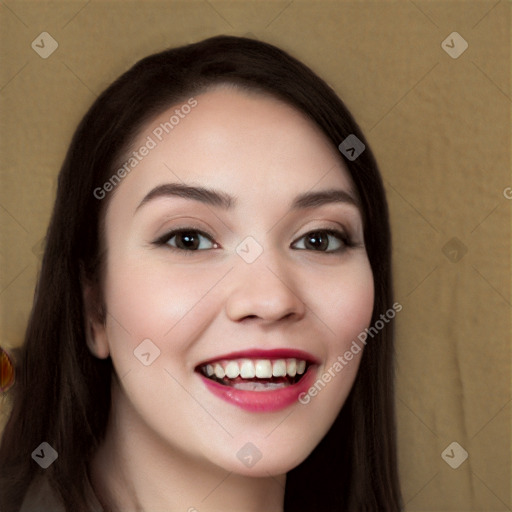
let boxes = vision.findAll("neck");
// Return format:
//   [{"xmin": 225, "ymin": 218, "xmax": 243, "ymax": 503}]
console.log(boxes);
[{"xmin": 90, "ymin": 382, "xmax": 286, "ymax": 512}]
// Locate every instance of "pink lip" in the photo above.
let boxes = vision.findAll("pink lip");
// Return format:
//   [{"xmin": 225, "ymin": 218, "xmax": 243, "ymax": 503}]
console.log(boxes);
[
  {"xmin": 196, "ymin": 349, "xmax": 319, "ymax": 413},
  {"xmin": 198, "ymin": 366, "xmax": 316, "ymax": 412}
]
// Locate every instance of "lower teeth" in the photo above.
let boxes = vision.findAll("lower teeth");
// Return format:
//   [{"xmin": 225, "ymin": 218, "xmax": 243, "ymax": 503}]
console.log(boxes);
[
  {"xmin": 230, "ymin": 381, "xmax": 290, "ymax": 391},
  {"xmin": 205, "ymin": 373, "xmax": 302, "ymax": 390}
]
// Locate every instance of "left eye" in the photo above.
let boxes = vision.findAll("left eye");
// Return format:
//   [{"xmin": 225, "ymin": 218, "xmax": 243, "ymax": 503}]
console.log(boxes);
[{"xmin": 291, "ymin": 230, "xmax": 348, "ymax": 253}]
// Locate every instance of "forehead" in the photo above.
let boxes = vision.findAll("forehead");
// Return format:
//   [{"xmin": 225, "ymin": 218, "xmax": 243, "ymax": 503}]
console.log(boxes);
[{"xmin": 110, "ymin": 87, "xmax": 355, "ymax": 210}]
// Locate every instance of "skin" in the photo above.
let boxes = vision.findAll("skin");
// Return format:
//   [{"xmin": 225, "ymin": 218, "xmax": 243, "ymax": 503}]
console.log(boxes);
[{"xmin": 86, "ymin": 86, "xmax": 374, "ymax": 512}]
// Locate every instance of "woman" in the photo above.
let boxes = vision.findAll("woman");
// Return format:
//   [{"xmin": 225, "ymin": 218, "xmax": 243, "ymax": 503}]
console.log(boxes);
[{"xmin": 0, "ymin": 35, "xmax": 402, "ymax": 511}]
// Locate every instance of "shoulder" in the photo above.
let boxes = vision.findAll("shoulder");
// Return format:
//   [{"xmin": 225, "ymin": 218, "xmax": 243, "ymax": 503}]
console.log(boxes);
[{"xmin": 20, "ymin": 475, "xmax": 103, "ymax": 512}]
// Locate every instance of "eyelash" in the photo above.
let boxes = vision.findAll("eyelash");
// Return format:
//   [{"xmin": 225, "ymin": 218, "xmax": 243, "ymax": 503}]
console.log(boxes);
[{"xmin": 153, "ymin": 227, "xmax": 355, "ymax": 255}]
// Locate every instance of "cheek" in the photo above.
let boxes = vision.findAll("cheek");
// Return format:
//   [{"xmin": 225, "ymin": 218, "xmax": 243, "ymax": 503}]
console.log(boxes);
[
  {"xmin": 312, "ymin": 259, "xmax": 375, "ymax": 355},
  {"xmin": 293, "ymin": 260, "xmax": 374, "ymax": 439},
  {"xmin": 102, "ymin": 255, "xmax": 223, "ymax": 358}
]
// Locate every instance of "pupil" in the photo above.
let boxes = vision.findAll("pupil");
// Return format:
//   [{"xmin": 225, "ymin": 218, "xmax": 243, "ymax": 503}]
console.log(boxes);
[
  {"xmin": 306, "ymin": 232, "xmax": 327, "ymax": 251},
  {"xmin": 178, "ymin": 232, "xmax": 199, "ymax": 250}
]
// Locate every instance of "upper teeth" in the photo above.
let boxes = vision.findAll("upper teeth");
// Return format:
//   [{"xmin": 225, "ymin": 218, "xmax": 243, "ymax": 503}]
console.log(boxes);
[{"xmin": 203, "ymin": 358, "xmax": 307, "ymax": 379}]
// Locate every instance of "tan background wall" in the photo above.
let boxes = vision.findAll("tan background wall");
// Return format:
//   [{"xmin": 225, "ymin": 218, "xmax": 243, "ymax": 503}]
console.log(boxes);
[{"xmin": 0, "ymin": 1, "xmax": 510, "ymax": 510}]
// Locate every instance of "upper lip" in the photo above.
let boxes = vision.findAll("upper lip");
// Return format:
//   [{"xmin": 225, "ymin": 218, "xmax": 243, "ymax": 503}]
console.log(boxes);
[{"xmin": 195, "ymin": 348, "xmax": 320, "ymax": 369}]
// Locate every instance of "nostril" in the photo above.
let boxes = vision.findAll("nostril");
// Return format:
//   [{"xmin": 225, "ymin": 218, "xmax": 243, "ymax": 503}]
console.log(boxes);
[{"xmin": 239, "ymin": 314, "xmax": 259, "ymax": 322}]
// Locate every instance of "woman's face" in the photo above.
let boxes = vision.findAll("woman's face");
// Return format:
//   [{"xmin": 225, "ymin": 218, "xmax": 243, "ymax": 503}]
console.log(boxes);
[{"xmin": 91, "ymin": 86, "xmax": 374, "ymax": 476}]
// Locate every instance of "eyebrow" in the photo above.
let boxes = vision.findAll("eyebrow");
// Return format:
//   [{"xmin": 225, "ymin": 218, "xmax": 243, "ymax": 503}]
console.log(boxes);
[{"xmin": 135, "ymin": 183, "xmax": 359, "ymax": 213}]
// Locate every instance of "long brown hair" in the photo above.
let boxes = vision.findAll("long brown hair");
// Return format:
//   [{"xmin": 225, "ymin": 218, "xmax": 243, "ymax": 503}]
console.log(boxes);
[{"xmin": 0, "ymin": 35, "xmax": 402, "ymax": 511}]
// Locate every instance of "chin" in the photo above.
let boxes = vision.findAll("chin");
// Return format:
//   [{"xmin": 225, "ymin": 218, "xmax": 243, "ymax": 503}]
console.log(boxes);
[{"xmin": 209, "ymin": 438, "xmax": 317, "ymax": 478}]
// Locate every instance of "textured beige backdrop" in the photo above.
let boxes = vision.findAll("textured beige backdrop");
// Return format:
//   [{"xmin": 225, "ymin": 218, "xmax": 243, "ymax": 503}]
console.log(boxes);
[{"xmin": 0, "ymin": 1, "xmax": 510, "ymax": 510}]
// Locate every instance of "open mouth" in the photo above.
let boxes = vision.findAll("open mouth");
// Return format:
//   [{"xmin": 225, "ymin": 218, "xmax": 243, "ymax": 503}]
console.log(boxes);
[{"xmin": 196, "ymin": 358, "xmax": 312, "ymax": 391}]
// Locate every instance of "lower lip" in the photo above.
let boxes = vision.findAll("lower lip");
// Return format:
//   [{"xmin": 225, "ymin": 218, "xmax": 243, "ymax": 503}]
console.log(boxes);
[{"xmin": 198, "ymin": 366, "xmax": 317, "ymax": 412}]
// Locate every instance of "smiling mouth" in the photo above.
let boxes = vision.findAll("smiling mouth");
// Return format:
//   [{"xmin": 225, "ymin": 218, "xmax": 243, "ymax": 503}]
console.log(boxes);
[{"xmin": 197, "ymin": 358, "xmax": 312, "ymax": 391}]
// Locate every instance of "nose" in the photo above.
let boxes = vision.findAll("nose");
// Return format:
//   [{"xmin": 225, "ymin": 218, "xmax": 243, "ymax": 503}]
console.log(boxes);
[{"xmin": 225, "ymin": 251, "xmax": 306, "ymax": 324}]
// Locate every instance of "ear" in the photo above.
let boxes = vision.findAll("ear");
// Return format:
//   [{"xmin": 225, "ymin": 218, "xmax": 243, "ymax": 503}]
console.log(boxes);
[{"xmin": 82, "ymin": 277, "xmax": 110, "ymax": 360}]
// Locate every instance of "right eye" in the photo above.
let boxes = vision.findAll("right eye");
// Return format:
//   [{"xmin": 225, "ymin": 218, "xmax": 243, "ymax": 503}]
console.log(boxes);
[{"xmin": 155, "ymin": 229, "xmax": 218, "ymax": 252}]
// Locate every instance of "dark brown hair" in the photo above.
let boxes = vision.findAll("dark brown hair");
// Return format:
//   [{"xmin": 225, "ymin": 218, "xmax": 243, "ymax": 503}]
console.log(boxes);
[{"xmin": 0, "ymin": 35, "xmax": 402, "ymax": 511}]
